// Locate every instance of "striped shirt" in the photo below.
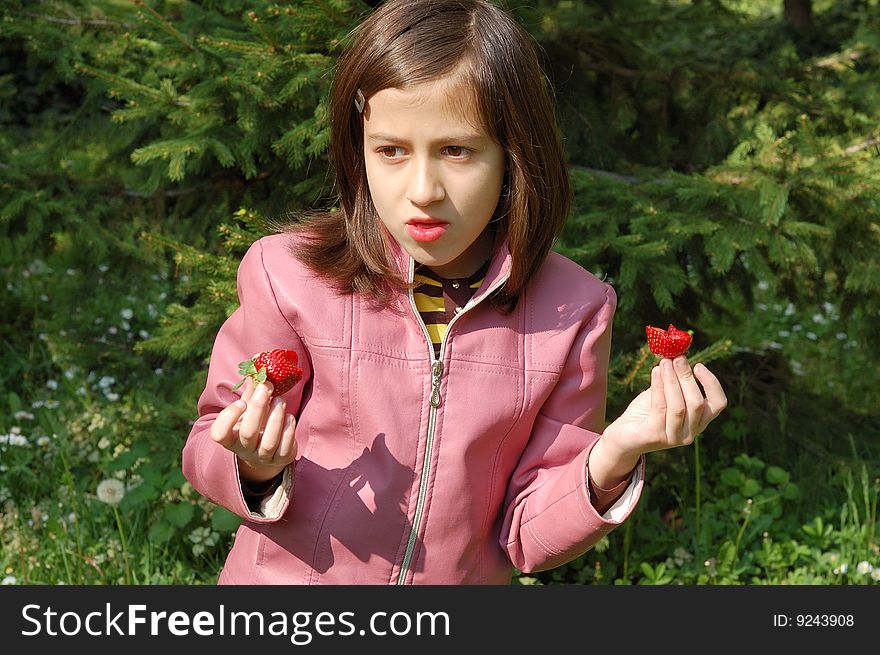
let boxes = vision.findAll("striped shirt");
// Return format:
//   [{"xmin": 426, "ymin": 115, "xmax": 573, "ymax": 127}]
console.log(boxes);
[{"xmin": 412, "ymin": 260, "xmax": 491, "ymax": 358}]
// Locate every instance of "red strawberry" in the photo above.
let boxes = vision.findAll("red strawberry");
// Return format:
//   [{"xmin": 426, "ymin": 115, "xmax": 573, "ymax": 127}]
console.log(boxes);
[
  {"xmin": 645, "ymin": 324, "xmax": 693, "ymax": 358},
  {"xmin": 232, "ymin": 349, "xmax": 303, "ymax": 397}
]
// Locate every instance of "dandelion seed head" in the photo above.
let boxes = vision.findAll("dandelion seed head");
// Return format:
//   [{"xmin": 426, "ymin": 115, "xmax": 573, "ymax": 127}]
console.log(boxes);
[{"xmin": 96, "ymin": 479, "xmax": 125, "ymax": 505}]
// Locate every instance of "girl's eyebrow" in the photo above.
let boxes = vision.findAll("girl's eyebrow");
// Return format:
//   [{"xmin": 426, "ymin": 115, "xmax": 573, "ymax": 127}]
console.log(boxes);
[{"xmin": 365, "ymin": 132, "xmax": 484, "ymax": 144}]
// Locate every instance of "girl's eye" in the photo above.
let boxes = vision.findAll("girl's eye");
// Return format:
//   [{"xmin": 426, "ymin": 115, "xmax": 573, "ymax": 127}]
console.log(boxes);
[
  {"xmin": 379, "ymin": 146, "xmax": 405, "ymax": 159},
  {"xmin": 444, "ymin": 146, "xmax": 469, "ymax": 158}
]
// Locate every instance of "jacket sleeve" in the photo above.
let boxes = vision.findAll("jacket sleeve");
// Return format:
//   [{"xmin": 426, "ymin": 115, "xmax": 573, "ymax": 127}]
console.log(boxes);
[
  {"xmin": 182, "ymin": 238, "xmax": 310, "ymax": 524},
  {"xmin": 500, "ymin": 283, "xmax": 645, "ymax": 573}
]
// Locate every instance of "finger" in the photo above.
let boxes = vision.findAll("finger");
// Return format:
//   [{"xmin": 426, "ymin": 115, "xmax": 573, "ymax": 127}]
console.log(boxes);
[
  {"xmin": 209, "ymin": 400, "xmax": 248, "ymax": 447},
  {"xmin": 660, "ymin": 358, "xmax": 687, "ymax": 441},
  {"xmin": 694, "ymin": 363, "xmax": 728, "ymax": 431},
  {"xmin": 645, "ymin": 366, "xmax": 667, "ymax": 435},
  {"xmin": 257, "ymin": 397, "xmax": 287, "ymax": 460},
  {"xmin": 276, "ymin": 414, "xmax": 298, "ymax": 462},
  {"xmin": 241, "ymin": 376, "xmax": 257, "ymax": 402},
  {"xmin": 238, "ymin": 381, "xmax": 274, "ymax": 451},
  {"xmin": 672, "ymin": 356, "xmax": 706, "ymax": 438},
  {"xmin": 232, "ymin": 378, "xmax": 257, "ymax": 432}
]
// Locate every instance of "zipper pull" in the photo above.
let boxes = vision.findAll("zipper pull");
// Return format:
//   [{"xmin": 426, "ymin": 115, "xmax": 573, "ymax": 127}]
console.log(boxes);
[{"xmin": 430, "ymin": 360, "xmax": 443, "ymax": 408}]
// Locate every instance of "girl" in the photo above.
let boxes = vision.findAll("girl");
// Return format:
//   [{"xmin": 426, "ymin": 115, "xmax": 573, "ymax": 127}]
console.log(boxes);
[{"xmin": 183, "ymin": 0, "xmax": 727, "ymax": 585}]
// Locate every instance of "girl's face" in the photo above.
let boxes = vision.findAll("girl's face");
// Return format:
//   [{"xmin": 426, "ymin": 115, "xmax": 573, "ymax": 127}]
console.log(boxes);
[{"xmin": 363, "ymin": 76, "xmax": 506, "ymax": 279}]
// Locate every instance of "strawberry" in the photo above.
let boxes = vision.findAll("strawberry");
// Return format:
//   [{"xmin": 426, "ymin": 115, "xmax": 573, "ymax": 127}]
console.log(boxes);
[
  {"xmin": 232, "ymin": 349, "xmax": 303, "ymax": 397},
  {"xmin": 645, "ymin": 324, "xmax": 693, "ymax": 358}
]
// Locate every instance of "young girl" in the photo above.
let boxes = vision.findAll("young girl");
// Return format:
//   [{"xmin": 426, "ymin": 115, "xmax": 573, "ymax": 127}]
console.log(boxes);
[{"xmin": 183, "ymin": 0, "xmax": 727, "ymax": 585}]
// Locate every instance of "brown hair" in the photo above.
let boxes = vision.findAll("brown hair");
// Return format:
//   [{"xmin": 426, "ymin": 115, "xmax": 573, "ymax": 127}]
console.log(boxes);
[{"xmin": 280, "ymin": 0, "xmax": 570, "ymax": 311}]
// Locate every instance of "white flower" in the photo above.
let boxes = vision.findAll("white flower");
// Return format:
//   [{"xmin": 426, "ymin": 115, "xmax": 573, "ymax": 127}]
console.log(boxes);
[
  {"xmin": 833, "ymin": 563, "xmax": 849, "ymax": 575},
  {"xmin": 757, "ymin": 280, "xmax": 769, "ymax": 291},
  {"xmin": 107, "ymin": 326, "xmax": 118, "ymax": 335},
  {"xmin": 756, "ymin": 303, "xmax": 767, "ymax": 311},
  {"xmin": 0, "ymin": 434, "xmax": 29, "ymax": 447},
  {"xmin": 823, "ymin": 301, "xmax": 834, "ymax": 313},
  {"xmin": 778, "ymin": 330, "xmax": 790, "ymax": 337},
  {"xmin": 46, "ymin": 380, "xmax": 58, "ymax": 390},
  {"xmin": 836, "ymin": 332, "xmax": 847, "ymax": 340},
  {"xmin": 98, "ymin": 376, "xmax": 115, "ymax": 389},
  {"xmin": 871, "ymin": 569, "xmax": 880, "ymax": 581},
  {"xmin": 767, "ymin": 341, "xmax": 782, "ymax": 350},
  {"xmin": 99, "ymin": 264, "xmax": 109, "ymax": 273},
  {"xmin": 784, "ymin": 303, "xmax": 796, "ymax": 316},
  {"xmin": 806, "ymin": 332, "xmax": 817, "ymax": 340},
  {"xmin": 44, "ymin": 400, "xmax": 59, "ymax": 409},
  {"xmin": 120, "ymin": 308, "xmax": 134, "ymax": 320},
  {"xmin": 14, "ymin": 411, "xmax": 35, "ymax": 421},
  {"xmin": 106, "ymin": 392, "xmax": 119, "ymax": 402},
  {"xmin": 856, "ymin": 561, "xmax": 873, "ymax": 575},
  {"xmin": 36, "ymin": 435, "xmax": 51, "ymax": 447},
  {"xmin": 812, "ymin": 313, "xmax": 826, "ymax": 324},
  {"xmin": 40, "ymin": 294, "xmax": 49, "ymax": 302},
  {"xmin": 66, "ymin": 268, "xmax": 77, "ymax": 276},
  {"xmin": 138, "ymin": 330, "xmax": 150, "ymax": 339},
  {"xmin": 96, "ymin": 479, "xmax": 125, "ymax": 505},
  {"xmin": 1, "ymin": 576, "xmax": 17, "ymax": 585}
]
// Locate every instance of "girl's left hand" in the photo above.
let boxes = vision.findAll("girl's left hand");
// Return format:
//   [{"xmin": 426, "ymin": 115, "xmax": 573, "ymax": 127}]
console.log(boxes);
[{"xmin": 603, "ymin": 356, "xmax": 728, "ymax": 458}]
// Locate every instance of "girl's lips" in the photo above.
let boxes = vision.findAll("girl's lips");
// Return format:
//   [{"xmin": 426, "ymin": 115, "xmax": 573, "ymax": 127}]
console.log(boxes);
[{"xmin": 406, "ymin": 222, "xmax": 448, "ymax": 242}]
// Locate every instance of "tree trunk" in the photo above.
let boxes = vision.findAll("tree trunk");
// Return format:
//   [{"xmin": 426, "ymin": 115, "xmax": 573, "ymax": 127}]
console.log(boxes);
[{"xmin": 783, "ymin": 0, "xmax": 813, "ymax": 31}]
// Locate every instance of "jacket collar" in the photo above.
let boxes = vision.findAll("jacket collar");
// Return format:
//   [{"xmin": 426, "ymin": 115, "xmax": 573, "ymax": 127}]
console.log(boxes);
[{"xmin": 385, "ymin": 227, "xmax": 512, "ymax": 303}]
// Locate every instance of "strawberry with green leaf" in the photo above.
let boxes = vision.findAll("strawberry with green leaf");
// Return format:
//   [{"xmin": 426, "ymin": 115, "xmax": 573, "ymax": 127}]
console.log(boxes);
[{"xmin": 232, "ymin": 349, "xmax": 303, "ymax": 397}]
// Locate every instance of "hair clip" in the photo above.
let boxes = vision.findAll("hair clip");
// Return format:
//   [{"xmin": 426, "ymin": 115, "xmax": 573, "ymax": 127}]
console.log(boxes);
[{"xmin": 354, "ymin": 88, "xmax": 365, "ymax": 113}]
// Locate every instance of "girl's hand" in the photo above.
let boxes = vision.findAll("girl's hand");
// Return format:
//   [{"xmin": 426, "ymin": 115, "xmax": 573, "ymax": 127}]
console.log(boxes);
[
  {"xmin": 209, "ymin": 378, "xmax": 298, "ymax": 483},
  {"xmin": 590, "ymin": 357, "xmax": 727, "ymax": 488}
]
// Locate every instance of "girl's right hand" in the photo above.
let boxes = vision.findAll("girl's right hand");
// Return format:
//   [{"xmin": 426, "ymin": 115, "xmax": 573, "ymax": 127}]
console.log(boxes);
[{"xmin": 209, "ymin": 378, "xmax": 297, "ymax": 483}]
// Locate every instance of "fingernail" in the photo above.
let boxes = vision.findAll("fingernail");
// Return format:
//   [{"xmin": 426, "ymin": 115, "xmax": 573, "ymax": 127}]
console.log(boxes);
[
  {"xmin": 233, "ymin": 399, "xmax": 246, "ymax": 411},
  {"xmin": 674, "ymin": 357, "xmax": 688, "ymax": 372}
]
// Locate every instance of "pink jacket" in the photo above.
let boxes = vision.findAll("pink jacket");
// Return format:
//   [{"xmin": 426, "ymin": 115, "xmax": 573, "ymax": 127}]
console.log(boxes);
[{"xmin": 183, "ymin": 233, "xmax": 645, "ymax": 584}]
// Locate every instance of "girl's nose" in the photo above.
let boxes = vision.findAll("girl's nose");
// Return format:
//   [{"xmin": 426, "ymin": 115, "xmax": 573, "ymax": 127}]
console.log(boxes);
[{"xmin": 406, "ymin": 158, "xmax": 445, "ymax": 206}]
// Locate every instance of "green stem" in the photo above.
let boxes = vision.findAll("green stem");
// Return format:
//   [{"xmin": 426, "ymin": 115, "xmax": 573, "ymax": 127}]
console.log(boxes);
[
  {"xmin": 57, "ymin": 442, "xmax": 85, "ymax": 583},
  {"xmin": 733, "ymin": 500, "xmax": 753, "ymax": 564},
  {"xmin": 112, "ymin": 505, "xmax": 135, "ymax": 584}
]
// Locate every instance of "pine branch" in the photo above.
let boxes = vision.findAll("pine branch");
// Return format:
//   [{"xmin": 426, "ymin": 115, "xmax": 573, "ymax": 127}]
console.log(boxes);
[
  {"xmin": 844, "ymin": 137, "xmax": 880, "ymax": 155},
  {"xmin": 21, "ymin": 11, "xmax": 133, "ymax": 28},
  {"xmin": 132, "ymin": 0, "xmax": 196, "ymax": 51}
]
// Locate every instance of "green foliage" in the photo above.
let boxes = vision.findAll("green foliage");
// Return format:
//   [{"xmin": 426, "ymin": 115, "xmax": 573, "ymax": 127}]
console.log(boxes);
[{"xmin": 1, "ymin": 0, "xmax": 878, "ymax": 585}]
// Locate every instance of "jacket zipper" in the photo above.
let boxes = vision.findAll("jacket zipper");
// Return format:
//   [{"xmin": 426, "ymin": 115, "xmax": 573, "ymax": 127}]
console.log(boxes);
[{"xmin": 396, "ymin": 259, "xmax": 510, "ymax": 585}]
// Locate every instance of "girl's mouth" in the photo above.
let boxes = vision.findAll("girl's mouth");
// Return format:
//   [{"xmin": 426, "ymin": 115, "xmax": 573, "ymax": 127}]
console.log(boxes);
[{"xmin": 406, "ymin": 221, "xmax": 448, "ymax": 242}]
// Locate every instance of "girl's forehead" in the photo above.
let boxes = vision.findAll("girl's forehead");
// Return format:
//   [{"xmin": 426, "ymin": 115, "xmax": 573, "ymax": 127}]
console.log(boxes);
[{"xmin": 365, "ymin": 76, "xmax": 485, "ymax": 134}]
